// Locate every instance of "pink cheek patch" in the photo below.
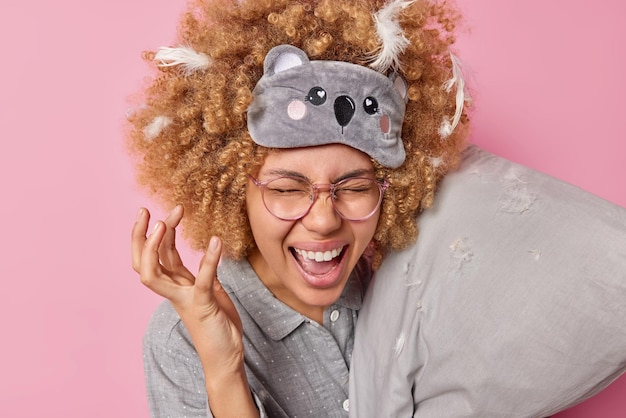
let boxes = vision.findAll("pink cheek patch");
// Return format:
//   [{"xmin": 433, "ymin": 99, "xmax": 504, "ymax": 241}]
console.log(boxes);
[
  {"xmin": 380, "ymin": 114, "xmax": 390, "ymax": 134},
  {"xmin": 287, "ymin": 100, "xmax": 307, "ymax": 120}
]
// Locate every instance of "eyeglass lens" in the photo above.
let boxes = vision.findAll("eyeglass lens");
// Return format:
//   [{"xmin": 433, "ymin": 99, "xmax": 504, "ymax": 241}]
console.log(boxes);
[{"xmin": 259, "ymin": 176, "xmax": 385, "ymax": 221}]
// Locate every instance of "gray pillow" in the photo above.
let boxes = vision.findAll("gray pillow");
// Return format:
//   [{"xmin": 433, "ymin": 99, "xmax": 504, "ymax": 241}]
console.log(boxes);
[{"xmin": 350, "ymin": 145, "xmax": 626, "ymax": 417}]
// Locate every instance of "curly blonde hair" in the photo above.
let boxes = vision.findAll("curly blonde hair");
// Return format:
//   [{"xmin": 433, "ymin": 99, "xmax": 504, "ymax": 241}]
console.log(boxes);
[{"xmin": 126, "ymin": 0, "xmax": 469, "ymax": 268}]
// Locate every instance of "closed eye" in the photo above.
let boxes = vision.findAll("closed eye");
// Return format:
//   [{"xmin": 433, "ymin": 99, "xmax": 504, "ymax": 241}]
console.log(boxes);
[
  {"xmin": 334, "ymin": 178, "xmax": 377, "ymax": 197},
  {"xmin": 268, "ymin": 187, "xmax": 308, "ymax": 194}
]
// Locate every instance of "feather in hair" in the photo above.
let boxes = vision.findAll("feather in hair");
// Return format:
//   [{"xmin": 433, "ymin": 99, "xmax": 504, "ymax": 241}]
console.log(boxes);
[
  {"xmin": 369, "ymin": 0, "xmax": 415, "ymax": 72},
  {"xmin": 439, "ymin": 53, "xmax": 470, "ymax": 138},
  {"xmin": 143, "ymin": 115, "xmax": 173, "ymax": 141},
  {"xmin": 154, "ymin": 46, "xmax": 211, "ymax": 75}
]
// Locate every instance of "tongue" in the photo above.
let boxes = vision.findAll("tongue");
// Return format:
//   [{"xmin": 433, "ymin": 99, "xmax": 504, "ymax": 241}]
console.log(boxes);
[{"xmin": 295, "ymin": 253, "xmax": 339, "ymax": 276}]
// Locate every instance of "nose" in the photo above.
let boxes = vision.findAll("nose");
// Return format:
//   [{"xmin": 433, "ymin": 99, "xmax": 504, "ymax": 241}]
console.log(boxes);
[
  {"xmin": 334, "ymin": 95, "xmax": 355, "ymax": 130},
  {"xmin": 300, "ymin": 190, "xmax": 342, "ymax": 235}
]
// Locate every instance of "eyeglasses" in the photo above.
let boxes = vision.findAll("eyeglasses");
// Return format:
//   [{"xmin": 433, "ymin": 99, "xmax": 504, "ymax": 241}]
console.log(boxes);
[{"xmin": 248, "ymin": 175, "xmax": 389, "ymax": 221}]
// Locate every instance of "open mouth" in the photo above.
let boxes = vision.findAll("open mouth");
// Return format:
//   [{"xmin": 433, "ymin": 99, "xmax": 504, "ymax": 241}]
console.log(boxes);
[{"xmin": 291, "ymin": 246, "xmax": 346, "ymax": 277}]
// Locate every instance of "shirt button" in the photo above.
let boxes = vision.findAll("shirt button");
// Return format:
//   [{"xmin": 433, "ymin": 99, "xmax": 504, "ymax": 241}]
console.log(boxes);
[
  {"xmin": 330, "ymin": 310, "xmax": 340, "ymax": 322},
  {"xmin": 342, "ymin": 399, "xmax": 350, "ymax": 411}
]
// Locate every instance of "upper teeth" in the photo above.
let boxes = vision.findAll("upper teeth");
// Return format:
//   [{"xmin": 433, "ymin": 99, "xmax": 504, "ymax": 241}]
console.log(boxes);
[{"xmin": 294, "ymin": 247, "xmax": 343, "ymax": 262}]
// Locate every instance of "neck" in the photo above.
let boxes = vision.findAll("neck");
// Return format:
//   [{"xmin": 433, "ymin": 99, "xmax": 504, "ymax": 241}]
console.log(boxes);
[{"xmin": 247, "ymin": 250, "xmax": 328, "ymax": 324}]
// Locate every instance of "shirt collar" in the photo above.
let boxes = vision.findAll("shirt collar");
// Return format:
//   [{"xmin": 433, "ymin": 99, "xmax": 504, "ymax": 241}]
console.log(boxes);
[{"xmin": 218, "ymin": 257, "xmax": 365, "ymax": 341}]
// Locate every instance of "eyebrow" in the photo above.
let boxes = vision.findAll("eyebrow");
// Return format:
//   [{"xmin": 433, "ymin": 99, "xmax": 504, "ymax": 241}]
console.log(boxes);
[{"xmin": 263, "ymin": 168, "xmax": 375, "ymax": 183}]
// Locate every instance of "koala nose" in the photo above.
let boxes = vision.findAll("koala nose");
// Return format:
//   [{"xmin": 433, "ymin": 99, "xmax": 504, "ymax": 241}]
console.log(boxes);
[{"xmin": 334, "ymin": 95, "xmax": 356, "ymax": 130}]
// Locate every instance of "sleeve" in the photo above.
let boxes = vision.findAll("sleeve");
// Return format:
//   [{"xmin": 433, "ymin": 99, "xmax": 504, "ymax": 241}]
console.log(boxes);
[
  {"xmin": 143, "ymin": 331, "xmax": 210, "ymax": 417},
  {"xmin": 143, "ymin": 301, "xmax": 269, "ymax": 418}
]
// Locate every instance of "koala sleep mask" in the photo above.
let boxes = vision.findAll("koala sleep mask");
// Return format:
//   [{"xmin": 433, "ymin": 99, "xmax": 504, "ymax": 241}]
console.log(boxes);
[{"xmin": 247, "ymin": 45, "xmax": 408, "ymax": 168}]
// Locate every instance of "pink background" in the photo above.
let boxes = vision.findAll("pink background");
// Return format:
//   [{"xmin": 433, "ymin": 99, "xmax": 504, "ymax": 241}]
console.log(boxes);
[{"xmin": 0, "ymin": 0, "xmax": 623, "ymax": 416}]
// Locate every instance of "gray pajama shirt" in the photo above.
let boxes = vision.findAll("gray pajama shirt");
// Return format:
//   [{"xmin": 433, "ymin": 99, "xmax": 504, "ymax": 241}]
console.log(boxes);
[{"xmin": 143, "ymin": 257, "xmax": 369, "ymax": 417}]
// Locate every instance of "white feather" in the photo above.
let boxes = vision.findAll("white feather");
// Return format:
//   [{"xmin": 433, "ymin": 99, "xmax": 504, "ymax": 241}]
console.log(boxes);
[
  {"xmin": 429, "ymin": 155, "xmax": 445, "ymax": 169},
  {"xmin": 439, "ymin": 53, "xmax": 471, "ymax": 138},
  {"xmin": 394, "ymin": 333, "xmax": 406, "ymax": 357},
  {"xmin": 438, "ymin": 117, "xmax": 453, "ymax": 138},
  {"xmin": 143, "ymin": 116, "xmax": 172, "ymax": 141},
  {"xmin": 369, "ymin": 0, "xmax": 415, "ymax": 72},
  {"xmin": 154, "ymin": 46, "xmax": 211, "ymax": 75}
]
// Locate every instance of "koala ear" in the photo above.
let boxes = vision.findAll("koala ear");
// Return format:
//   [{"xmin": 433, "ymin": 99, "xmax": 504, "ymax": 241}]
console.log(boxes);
[
  {"xmin": 389, "ymin": 72, "xmax": 408, "ymax": 102},
  {"xmin": 263, "ymin": 45, "xmax": 311, "ymax": 77}
]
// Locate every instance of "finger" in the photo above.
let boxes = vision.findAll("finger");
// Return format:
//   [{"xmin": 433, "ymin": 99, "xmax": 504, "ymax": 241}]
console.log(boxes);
[
  {"xmin": 159, "ymin": 205, "xmax": 185, "ymax": 271},
  {"xmin": 195, "ymin": 237, "xmax": 241, "ymax": 332},
  {"xmin": 194, "ymin": 236, "xmax": 222, "ymax": 303},
  {"xmin": 131, "ymin": 208, "xmax": 150, "ymax": 273},
  {"xmin": 213, "ymin": 278, "xmax": 243, "ymax": 335},
  {"xmin": 139, "ymin": 221, "xmax": 183, "ymax": 298},
  {"xmin": 141, "ymin": 221, "xmax": 167, "ymax": 277}
]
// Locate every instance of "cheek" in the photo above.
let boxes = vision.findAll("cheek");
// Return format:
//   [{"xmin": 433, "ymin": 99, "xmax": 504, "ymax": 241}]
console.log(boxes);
[
  {"xmin": 365, "ymin": 218, "xmax": 380, "ymax": 242},
  {"xmin": 246, "ymin": 191, "xmax": 290, "ymax": 247},
  {"xmin": 352, "ymin": 215, "xmax": 380, "ymax": 252},
  {"xmin": 246, "ymin": 192, "xmax": 268, "ymax": 238},
  {"xmin": 379, "ymin": 114, "xmax": 390, "ymax": 134},
  {"xmin": 287, "ymin": 100, "xmax": 307, "ymax": 120}
]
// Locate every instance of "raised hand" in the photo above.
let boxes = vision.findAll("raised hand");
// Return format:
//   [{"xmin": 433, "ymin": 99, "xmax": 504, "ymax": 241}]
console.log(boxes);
[{"xmin": 132, "ymin": 206, "xmax": 258, "ymax": 417}]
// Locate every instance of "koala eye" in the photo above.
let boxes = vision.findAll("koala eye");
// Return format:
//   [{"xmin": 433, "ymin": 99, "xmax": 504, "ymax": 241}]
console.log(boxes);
[
  {"xmin": 305, "ymin": 87, "xmax": 327, "ymax": 106},
  {"xmin": 363, "ymin": 97, "xmax": 379, "ymax": 115}
]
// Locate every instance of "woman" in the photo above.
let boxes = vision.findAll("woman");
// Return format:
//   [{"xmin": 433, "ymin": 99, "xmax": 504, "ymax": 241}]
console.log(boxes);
[{"xmin": 127, "ymin": 0, "xmax": 468, "ymax": 416}]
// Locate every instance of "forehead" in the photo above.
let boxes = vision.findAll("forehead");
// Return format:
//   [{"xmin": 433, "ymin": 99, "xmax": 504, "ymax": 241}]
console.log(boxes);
[{"xmin": 258, "ymin": 144, "xmax": 374, "ymax": 178}]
